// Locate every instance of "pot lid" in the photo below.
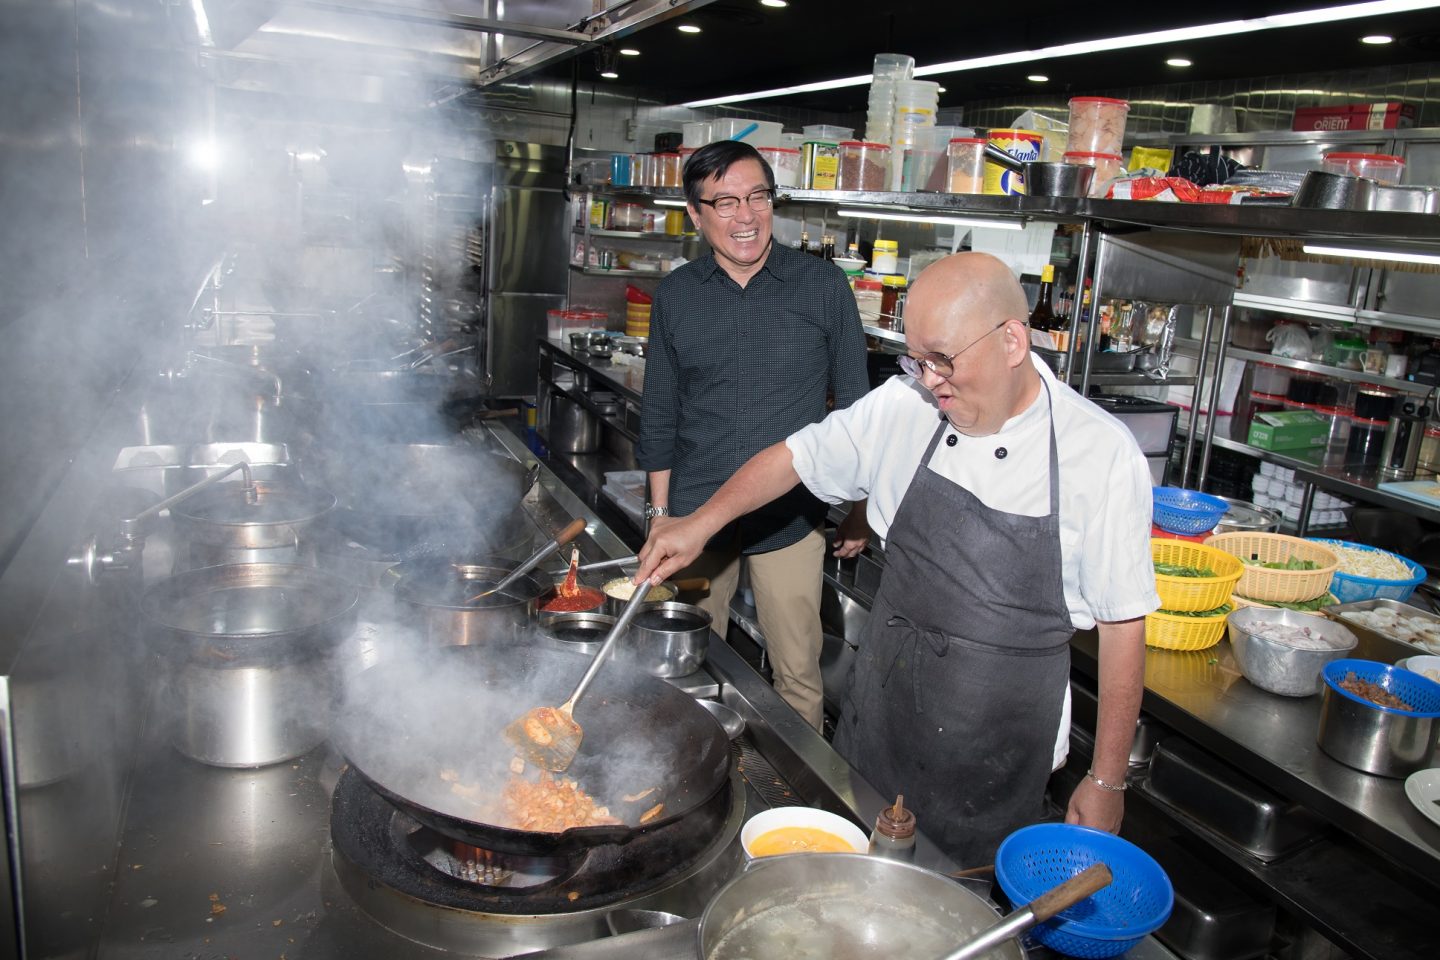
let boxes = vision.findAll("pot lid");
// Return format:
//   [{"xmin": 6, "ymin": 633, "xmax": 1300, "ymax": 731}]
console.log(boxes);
[
  {"xmin": 172, "ymin": 482, "xmax": 336, "ymax": 527},
  {"xmin": 1217, "ymin": 497, "xmax": 1281, "ymax": 531}
]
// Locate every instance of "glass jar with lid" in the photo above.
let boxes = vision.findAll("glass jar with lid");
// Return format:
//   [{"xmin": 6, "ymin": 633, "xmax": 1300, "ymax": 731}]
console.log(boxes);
[{"xmin": 879, "ymin": 275, "xmax": 908, "ymax": 329}]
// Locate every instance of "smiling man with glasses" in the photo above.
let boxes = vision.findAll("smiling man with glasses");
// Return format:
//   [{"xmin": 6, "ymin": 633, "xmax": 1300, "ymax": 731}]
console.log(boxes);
[
  {"xmin": 637, "ymin": 252, "xmax": 1158, "ymax": 866},
  {"xmin": 636, "ymin": 140, "xmax": 870, "ymax": 732}
]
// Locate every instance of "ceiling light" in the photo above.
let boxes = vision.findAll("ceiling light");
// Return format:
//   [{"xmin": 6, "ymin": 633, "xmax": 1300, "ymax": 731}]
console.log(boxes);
[
  {"xmin": 600, "ymin": 71, "xmax": 619, "ymax": 79},
  {"xmin": 677, "ymin": 24, "xmax": 701, "ymax": 34},
  {"xmin": 1027, "ymin": 74, "xmax": 1049, "ymax": 82},
  {"xmin": 1362, "ymin": 33, "xmax": 1394, "ymax": 43},
  {"xmin": 1302, "ymin": 243, "xmax": 1440, "ymax": 266},
  {"xmin": 620, "ymin": 48, "xmax": 641, "ymax": 56},
  {"xmin": 653, "ymin": 199, "xmax": 689, "ymax": 207},
  {"xmin": 837, "ymin": 208, "xmax": 1025, "ymax": 230},
  {"xmin": 937, "ymin": 86, "xmax": 947, "ymax": 93},
  {"xmin": 760, "ymin": 0, "xmax": 788, "ymax": 7},
  {"xmin": 681, "ymin": 0, "xmax": 1440, "ymax": 107},
  {"xmin": 1166, "ymin": 57, "xmax": 1193, "ymax": 66}
]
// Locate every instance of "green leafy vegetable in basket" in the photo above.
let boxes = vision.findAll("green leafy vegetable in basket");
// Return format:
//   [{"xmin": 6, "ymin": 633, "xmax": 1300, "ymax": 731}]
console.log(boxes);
[
  {"xmin": 1159, "ymin": 603, "xmax": 1233, "ymax": 618},
  {"xmin": 1153, "ymin": 561, "xmax": 1217, "ymax": 578},
  {"xmin": 1241, "ymin": 556, "xmax": 1318, "ymax": 571},
  {"xmin": 1241, "ymin": 593, "xmax": 1337, "ymax": 612}
]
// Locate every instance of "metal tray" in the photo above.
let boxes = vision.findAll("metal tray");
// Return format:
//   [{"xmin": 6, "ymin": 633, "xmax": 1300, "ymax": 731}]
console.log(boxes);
[
  {"xmin": 1143, "ymin": 739, "xmax": 1327, "ymax": 861},
  {"xmin": 1325, "ymin": 598, "xmax": 1440, "ymax": 656}
]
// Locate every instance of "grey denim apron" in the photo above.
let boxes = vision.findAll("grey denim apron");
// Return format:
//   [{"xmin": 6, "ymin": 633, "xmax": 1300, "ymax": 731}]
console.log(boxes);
[{"xmin": 834, "ymin": 382, "xmax": 1072, "ymax": 866}]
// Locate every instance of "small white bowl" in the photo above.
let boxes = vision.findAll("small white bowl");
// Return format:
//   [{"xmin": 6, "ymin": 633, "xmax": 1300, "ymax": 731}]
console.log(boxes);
[
  {"xmin": 1397, "ymin": 654, "xmax": 1440, "ymax": 684},
  {"xmin": 740, "ymin": 807, "xmax": 869, "ymax": 859},
  {"xmin": 832, "ymin": 256, "xmax": 867, "ymax": 273}
]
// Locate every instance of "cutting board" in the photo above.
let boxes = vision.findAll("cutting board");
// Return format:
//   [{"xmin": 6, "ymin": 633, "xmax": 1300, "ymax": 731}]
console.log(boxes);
[{"xmin": 1377, "ymin": 480, "xmax": 1440, "ymax": 508}]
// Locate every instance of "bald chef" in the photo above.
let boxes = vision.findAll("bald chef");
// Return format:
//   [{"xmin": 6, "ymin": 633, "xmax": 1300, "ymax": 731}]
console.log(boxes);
[{"xmin": 636, "ymin": 252, "xmax": 1159, "ymax": 864}]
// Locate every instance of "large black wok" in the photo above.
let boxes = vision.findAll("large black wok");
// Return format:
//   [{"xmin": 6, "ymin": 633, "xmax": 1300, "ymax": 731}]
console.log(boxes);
[{"xmin": 332, "ymin": 644, "xmax": 732, "ymax": 858}]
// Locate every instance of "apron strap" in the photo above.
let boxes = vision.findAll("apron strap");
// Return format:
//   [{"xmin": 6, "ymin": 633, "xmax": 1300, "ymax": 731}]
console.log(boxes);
[{"xmin": 880, "ymin": 614, "xmax": 949, "ymax": 715}]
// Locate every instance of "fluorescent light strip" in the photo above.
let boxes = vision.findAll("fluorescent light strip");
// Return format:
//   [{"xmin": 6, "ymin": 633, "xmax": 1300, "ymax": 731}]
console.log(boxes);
[
  {"xmin": 837, "ymin": 208, "xmax": 1024, "ymax": 230},
  {"xmin": 682, "ymin": 0, "xmax": 1440, "ymax": 107},
  {"xmin": 1302, "ymin": 243, "xmax": 1440, "ymax": 266},
  {"xmin": 653, "ymin": 198, "xmax": 689, "ymax": 207}
]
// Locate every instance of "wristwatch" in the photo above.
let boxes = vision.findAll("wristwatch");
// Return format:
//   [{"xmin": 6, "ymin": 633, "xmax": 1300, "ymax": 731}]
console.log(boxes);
[{"xmin": 644, "ymin": 504, "xmax": 669, "ymax": 519}]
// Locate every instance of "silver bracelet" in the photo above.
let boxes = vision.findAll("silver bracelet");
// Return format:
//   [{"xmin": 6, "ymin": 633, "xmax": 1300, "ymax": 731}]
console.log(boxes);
[{"xmin": 1086, "ymin": 770, "xmax": 1127, "ymax": 792}]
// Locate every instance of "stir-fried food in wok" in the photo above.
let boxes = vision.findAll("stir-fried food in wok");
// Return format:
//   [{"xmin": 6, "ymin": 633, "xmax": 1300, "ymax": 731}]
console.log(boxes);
[{"xmin": 439, "ymin": 766, "xmax": 664, "ymax": 833}]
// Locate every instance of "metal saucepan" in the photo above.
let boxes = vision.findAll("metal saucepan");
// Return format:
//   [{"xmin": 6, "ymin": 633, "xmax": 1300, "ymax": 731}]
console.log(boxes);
[
  {"xmin": 388, "ymin": 557, "xmax": 549, "ymax": 645},
  {"xmin": 983, "ymin": 143, "xmax": 1095, "ymax": 199},
  {"xmin": 332, "ymin": 643, "xmax": 733, "ymax": 857},
  {"xmin": 624, "ymin": 601, "xmax": 712, "ymax": 678},
  {"xmin": 169, "ymin": 479, "xmax": 335, "ymax": 553},
  {"xmin": 1292, "ymin": 170, "xmax": 1377, "ymax": 210},
  {"xmin": 697, "ymin": 853, "xmax": 1023, "ymax": 960},
  {"xmin": 142, "ymin": 563, "xmax": 359, "ymax": 767}
]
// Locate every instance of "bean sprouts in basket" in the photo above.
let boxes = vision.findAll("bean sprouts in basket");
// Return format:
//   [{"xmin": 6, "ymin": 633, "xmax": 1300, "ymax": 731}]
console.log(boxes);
[{"xmin": 1328, "ymin": 544, "xmax": 1414, "ymax": 581}]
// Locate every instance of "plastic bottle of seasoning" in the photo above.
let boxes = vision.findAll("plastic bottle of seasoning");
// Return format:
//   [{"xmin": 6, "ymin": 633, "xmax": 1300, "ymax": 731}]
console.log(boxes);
[
  {"xmin": 868, "ymin": 795, "xmax": 916, "ymax": 862},
  {"xmin": 872, "ymin": 239, "xmax": 899, "ymax": 274},
  {"xmin": 880, "ymin": 276, "xmax": 907, "ymax": 328}
]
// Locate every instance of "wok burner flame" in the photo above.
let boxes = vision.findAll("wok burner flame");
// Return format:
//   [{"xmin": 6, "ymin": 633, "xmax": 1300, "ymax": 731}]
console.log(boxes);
[{"xmin": 411, "ymin": 831, "xmax": 566, "ymax": 888}]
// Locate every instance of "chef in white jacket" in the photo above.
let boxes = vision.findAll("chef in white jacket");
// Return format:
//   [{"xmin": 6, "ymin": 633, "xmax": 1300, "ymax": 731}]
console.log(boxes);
[{"xmin": 636, "ymin": 252, "xmax": 1158, "ymax": 864}]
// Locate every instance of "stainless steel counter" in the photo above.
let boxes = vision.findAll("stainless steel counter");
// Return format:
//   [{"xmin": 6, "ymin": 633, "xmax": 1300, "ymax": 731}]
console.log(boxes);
[{"xmin": 89, "ymin": 424, "xmax": 978, "ymax": 960}]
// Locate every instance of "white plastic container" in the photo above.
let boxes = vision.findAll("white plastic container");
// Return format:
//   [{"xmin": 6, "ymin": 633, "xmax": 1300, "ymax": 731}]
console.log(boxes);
[
  {"xmin": 871, "ymin": 240, "xmax": 899, "ymax": 275},
  {"xmin": 681, "ymin": 120, "xmax": 712, "ymax": 149},
  {"xmin": 757, "ymin": 147, "xmax": 802, "ymax": 188},
  {"xmin": 802, "ymin": 124, "xmax": 854, "ymax": 143},
  {"xmin": 709, "ymin": 117, "xmax": 783, "ymax": 150},
  {"xmin": 871, "ymin": 52, "xmax": 915, "ymax": 79},
  {"xmin": 1062, "ymin": 151, "xmax": 1125, "ymax": 197},
  {"xmin": 1322, "ymin": 152, "xmax": 1405, "ymax": 185}
]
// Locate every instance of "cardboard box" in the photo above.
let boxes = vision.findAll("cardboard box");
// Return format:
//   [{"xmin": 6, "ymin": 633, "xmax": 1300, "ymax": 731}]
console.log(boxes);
[
  {"xmin": 1247, "ymin": 411, "xmax": 1330, "ymax": 451},
  {"xmin": 1292, "ymin": 102, "xmax": 1415, "ymax": 131}
]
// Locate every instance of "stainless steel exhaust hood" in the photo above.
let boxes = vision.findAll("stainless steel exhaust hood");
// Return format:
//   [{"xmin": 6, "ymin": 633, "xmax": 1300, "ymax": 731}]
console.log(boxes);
[{"xmin": 193, "ymin": 0, "xmax": 718, "ymax": 85}]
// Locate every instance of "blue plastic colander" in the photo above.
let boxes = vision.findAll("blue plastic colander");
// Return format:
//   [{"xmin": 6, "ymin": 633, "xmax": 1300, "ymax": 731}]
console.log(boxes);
[
  {"xmin": 1152, "ymin": 487, "xmax": 1229, "ymax": 536},
  {"xmin": 995, "ymin": 823, "xmax": 1174, "ymax": 959},
  {"xmin": 1322, "ymin": 659, "xmax": 1440, "ymax": 716}
]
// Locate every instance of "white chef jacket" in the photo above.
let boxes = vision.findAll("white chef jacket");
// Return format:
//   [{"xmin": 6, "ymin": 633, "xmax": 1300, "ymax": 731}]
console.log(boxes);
[{"xmin": 787, "ymin": 353, "xmax": 1160, "ymax": 767}]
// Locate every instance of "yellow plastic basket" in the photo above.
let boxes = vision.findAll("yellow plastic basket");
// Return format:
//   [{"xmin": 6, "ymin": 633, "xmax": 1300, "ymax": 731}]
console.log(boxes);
[
  {"xmin": 1202, "ymin": 532, "xmax": 1338, "ymax": 604},
  {"xmin": 1230, "ymin": 592, "xmax": 1338, "ymax": 611},
  {"xmin": 1145, "ymin": 608, "xmax": 1230, "ymax": 651},
  {"xmin": 1152, "ymin": 539, "xmax": 1244, "ymax": 612}
]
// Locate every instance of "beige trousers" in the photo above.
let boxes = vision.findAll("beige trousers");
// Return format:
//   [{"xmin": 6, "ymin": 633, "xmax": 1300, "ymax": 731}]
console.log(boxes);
[{"xmin": 683, "ymin": 526, "xmax": 826, "ymax": 730}]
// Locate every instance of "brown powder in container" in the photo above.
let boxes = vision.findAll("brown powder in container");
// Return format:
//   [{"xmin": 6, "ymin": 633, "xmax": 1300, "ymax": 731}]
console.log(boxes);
[{"xmin": 839, "ymin": 142, "xmax": 888, "ymax": 191}]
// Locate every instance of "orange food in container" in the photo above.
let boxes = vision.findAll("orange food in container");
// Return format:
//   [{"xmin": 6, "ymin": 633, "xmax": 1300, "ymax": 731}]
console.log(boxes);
[
  {"xmin": 1067, "ymin": 97, "xmax": 1130, "ymax": 156},
  {"xmin": 1062, "ymin": 151, "xmax": 1125, "ymax": 197}
]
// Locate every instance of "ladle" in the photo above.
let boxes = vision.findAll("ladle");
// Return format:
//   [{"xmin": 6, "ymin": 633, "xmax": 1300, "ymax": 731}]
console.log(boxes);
[
  {"xmin": 504, "ymin": 581, "xmax": 654, "ymax": 771},
  {"xmin": 468, "ymin": 517, "xmax": 586, "ymax": 602},
  {"xmin": 937, "ymin": 862, "xmax": 1112, "ymax": 960}
]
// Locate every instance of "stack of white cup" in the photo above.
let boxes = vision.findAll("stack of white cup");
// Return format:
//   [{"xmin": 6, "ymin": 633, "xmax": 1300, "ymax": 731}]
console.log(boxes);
[
  {"xmin": 890, "ymin": 79, "xmax": 940, "ymax": 191},
  {"xmin": 866, "ymin": 53, "xmax": 914, "ymax": 173}
]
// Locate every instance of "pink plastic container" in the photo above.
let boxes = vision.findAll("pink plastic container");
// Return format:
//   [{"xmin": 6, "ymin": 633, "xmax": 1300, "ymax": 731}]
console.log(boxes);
[
  {"xmin": 1322, "ymin": 152, "xmax": 1405, "ymax": 185},
  {"xmin": 1067, "ymin": 97, "xmax": 1130, "ymax": 156},
  {"xmin": 1062, "ymin": 151, "xmax": 1125, "ymax": 197}
]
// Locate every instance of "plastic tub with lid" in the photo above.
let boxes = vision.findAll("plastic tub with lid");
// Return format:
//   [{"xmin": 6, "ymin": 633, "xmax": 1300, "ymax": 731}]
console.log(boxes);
[
  {"xmin": 1322, "ymin": 153, "xmax": 1405, "ymax": 185},
  {"xmin": 1062, "ymin": 151, "xmax": 1125, "ymax": 197},
  {"xmin": 802, "ymin": 124, "xmax": 854, "ymax": 143},
  {"xmin": 757, "ymin": 147, "xmax": 801, "ymax": 187},
  {"xmin": 1067, "ymin": 97, "xmax": 1130, "ymax": 156},
  {"xmin": 837, "ymin": 141, "xmax": 890, "ymax": 191},
  {"xmin": 871, "ymin": 239, "xmax": 899, "ymax": 274},
  {"xmin": 656, "ymin": 153, "xmax": 682, "ymax": 188},
  {"xmin": 946, "ymin": 138, "xmax": 986, "ymax": 194}
]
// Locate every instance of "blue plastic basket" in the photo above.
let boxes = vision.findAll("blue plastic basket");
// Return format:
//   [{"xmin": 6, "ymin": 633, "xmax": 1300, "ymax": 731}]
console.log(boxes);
[
  {"xmin": 1308, "ymin": 539, "xmax": 1426, "ymax": 603},
  {"xmin": 1322, "ymin": 659, "xmax": 1440, "ymax": 716},
  {"xmin": 995, "ymin": 823, "xmax": 1174, "ymax": 959},
  {"xmin": 1152, "ymin": 487, "xmax": 1229, "ymax": 536}
]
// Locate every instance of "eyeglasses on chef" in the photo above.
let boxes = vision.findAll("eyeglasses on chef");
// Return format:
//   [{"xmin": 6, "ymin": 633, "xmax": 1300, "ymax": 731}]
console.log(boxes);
[
  {"xmin": 898, "ymin": 319, "xmax": 1016, "ymax": 380},
  {"xmin": 693, "ymin": 188, "xmax": 775, "ymax": 218}
]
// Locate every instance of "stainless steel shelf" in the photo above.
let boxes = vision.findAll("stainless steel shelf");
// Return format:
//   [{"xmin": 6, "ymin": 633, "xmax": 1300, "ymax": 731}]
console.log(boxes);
[
  {"xmin": 568, "ymin": 264, "xmax": 669, "ymax": 278},
  {"xmin": 861, "ymin": 323, "xmax": 904, "ymax": 344},
  {"xmin": 576, "ymin": 227, "xmax": 689, "ymax": 240},
  {"xmin": 1203, "ymin": 431, "xmax": 1440, "ymax": 524},
  {"xmin": 1227, "ymin": 346, "xmax": 1435, "ymax": 396}
]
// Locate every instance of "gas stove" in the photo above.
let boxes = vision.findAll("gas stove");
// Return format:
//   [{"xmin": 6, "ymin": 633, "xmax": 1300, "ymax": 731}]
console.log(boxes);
[{"xmin": 329, "ymin": 765, "xmax": 745, "ymax": 956}]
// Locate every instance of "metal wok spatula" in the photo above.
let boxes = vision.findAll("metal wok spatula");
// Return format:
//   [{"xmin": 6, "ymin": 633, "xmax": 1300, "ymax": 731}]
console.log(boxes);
[
  {"xmin": 937, "ymin": 862, "xmax": 1112, "ymax": 960},
  {"xmin": 467, "ymin": 517, "xmax": 587, "ymax": 603},
  {"xmin": 504, "ymin": 582, "xmax": 653, "ymax": 772}
]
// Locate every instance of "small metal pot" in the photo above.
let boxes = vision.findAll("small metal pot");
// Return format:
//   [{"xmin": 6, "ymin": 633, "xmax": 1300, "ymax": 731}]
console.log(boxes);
[
  {"xmin": 624, "ymin": 601, "xmax": 711, "ymax": 678},
  {"xmin": 536, "ymin": 611, "xmax": 614, "ymax": 655},
  {"xmin": 983, "ymin": 144, "xmax": 1094, "ymax": 198},
  {"xmin": 1293, "ymin": 170, "xmax": 1377, "ymax": 211},
  {"xmin": 389, "ymin": 557, "xmax": 546, "ymax": 645},
  {"xmin": 142, "ymin": 563, "xmax": 358, "ymax": 767},
  {"xmin": 1317, "ymin": 664, "xmax": 1440, "ymax": 777}
]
